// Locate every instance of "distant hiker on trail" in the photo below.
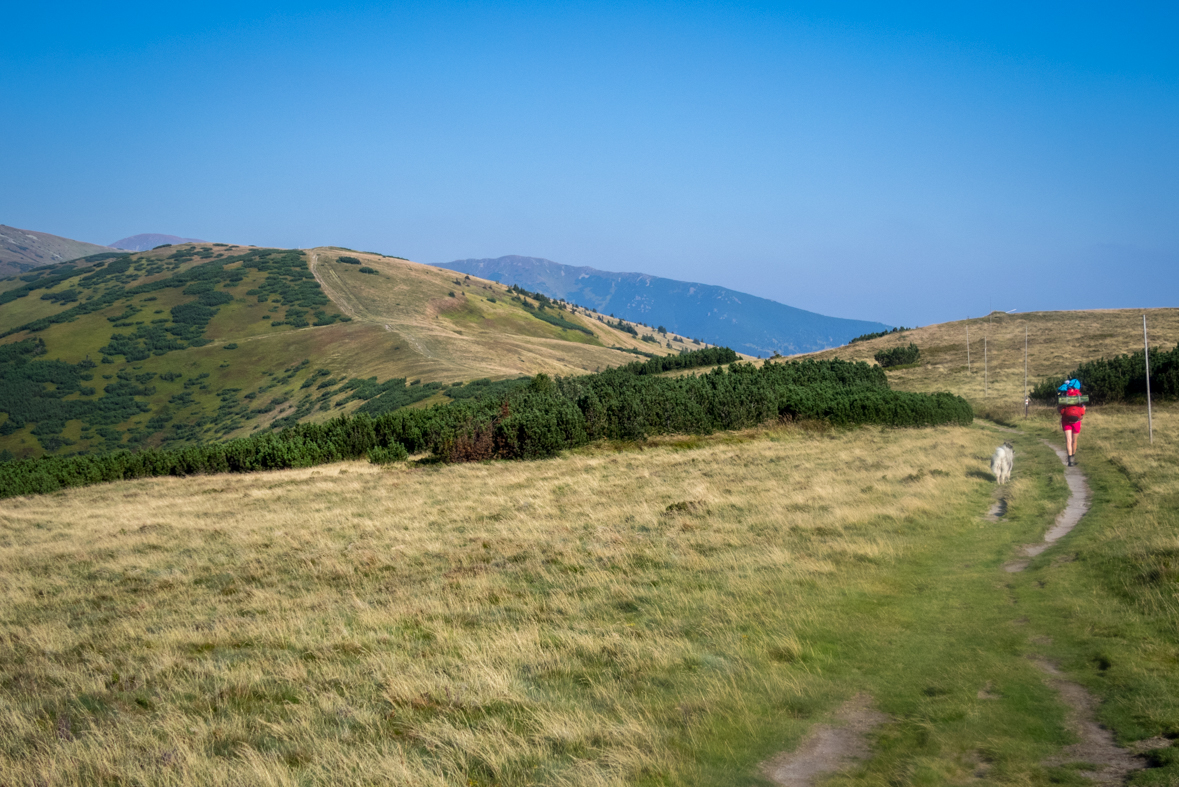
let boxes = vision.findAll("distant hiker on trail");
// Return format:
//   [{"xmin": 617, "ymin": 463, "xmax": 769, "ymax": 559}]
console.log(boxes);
[{"xmin": 1058, "ymin": 378, "xmax": 1085, "ymax": 467}]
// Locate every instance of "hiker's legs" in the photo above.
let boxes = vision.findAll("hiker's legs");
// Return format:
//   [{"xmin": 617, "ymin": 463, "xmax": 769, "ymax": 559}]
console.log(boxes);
[{"xmin": 1062, "ymin": 422, "xmax": 1081, "ymax": 459}]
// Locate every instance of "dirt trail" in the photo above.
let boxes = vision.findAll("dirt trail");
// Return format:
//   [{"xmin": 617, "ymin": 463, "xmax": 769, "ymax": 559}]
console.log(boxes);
[
  {"xmin": 760, "ymin": 694, "xmax": 888, "ymax": 787},
  {"xmin": 998, "ymin": 428, "xmax": 1158, "ymax": 780},
  {"xmin": 1003, "ymin": 437, "xmax": 1091, "ymax": 572},
  {"xmin": 1033, "ymin": 659, "xmax": 1152, "ymax": 783},
  {"xmin": 309, "ymin": 253, "xmax": 366, "ymax": 321},
  {"xmin": 759, "ymin": 432, "xmax": 1143, "ymax": 785}
]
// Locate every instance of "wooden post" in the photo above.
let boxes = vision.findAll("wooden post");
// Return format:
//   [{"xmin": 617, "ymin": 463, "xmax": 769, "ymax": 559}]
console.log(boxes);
[
  {"xmin": 1024, "ymin": 326, "xmax": 1029, "ymax": 418},
  {"xmin": 966, "ymin": 323, "xmax": 971, "ymax": 372},
  {"xmin": 1144, "ymin": 314, "xmax": 1153, "ymax": 444},
  {"xmin": 984, "ymin": 334, "xmax": 988, "ymax": 398}
]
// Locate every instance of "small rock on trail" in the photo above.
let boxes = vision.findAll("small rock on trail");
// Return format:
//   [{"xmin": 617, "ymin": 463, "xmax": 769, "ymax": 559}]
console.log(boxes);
[{"xmin": 761, "ymin": 694, "xmax": 887, "ymax": 787}]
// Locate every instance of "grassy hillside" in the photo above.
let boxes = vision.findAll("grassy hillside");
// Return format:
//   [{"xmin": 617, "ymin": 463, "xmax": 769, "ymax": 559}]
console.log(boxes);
[
  {"xmin": 0, "ymin": 418, "xmax": 1064, "ymax": 785},
  {"xmin": 0, "ymin": 244, "xmax": 695, "ymax": 460},
  {"xmin": 1, "ymin": 300, "xmax": 1177, "ymax": 783},
  {"xmin": 793, "ymin": 308, "xmax": 1179, "ymax": 417},
  {"xmin": 0, "ymin": 224, "xmax": 114, "ymax": 277},
  {"xmin": 4, "ymin": 405, "xmax": 1176, "ymax": 785}
]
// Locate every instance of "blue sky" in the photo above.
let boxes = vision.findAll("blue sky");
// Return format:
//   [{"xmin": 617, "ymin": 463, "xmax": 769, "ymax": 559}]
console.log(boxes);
[{"xmin": 3, "ymin": 2, "xmax": 1176, "ymax": 326}]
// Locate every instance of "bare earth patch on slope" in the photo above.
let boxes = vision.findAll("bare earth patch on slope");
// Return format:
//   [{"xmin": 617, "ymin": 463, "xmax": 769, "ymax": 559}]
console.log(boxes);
[{"xmin": 760, "ymin": 694, "xmax": 888, "ymax": 787}]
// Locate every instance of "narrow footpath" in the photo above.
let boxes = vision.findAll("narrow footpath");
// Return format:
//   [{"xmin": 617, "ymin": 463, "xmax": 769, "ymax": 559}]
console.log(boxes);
[
  {"xmin": 1013, "ymin": 433, "xmax": 1153, "ymax": 784},
  {"xmin": 759, "ymin": 429, "xmax": 1156, "ymax": 786}
]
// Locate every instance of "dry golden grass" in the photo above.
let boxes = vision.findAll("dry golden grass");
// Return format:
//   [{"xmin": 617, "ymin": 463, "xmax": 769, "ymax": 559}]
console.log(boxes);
[
  {"xmin": 0, "ymin": 422, "xmax": 1007, "ymax": 785},
  {"xmin": 794, "ymin": 307, "xmax": 1179, "ymax": 408},
  {"xmin": 306, "ymin": 249, "xmax": 701, "ymax": 386}
]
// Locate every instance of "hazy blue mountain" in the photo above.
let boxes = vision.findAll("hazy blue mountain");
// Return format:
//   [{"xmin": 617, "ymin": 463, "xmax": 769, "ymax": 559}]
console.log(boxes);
[
  {"xmin": 434, "ymin": 256, "xmax": 890, "ymax": 356},
  {"xmin": 0, "ymin": 225, "xmax": 115, "ymax": 277},
  {"xmin": 109, "ymin": 233, "xmax": 205, "ymax": 251}
]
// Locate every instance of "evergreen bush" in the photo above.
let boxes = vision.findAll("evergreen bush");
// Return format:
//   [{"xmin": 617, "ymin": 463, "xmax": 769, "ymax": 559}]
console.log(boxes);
[
  {"xmin": 874, "ymin": 343, "xmax": 921, "ymax": 368},
  {"xmin": 0, "ymin": 347, "xmax": 970, "ymax": 499},
  {"xmin": 1030, "ymin": 344, "xmax": 1179, "ymax": 404},
  {"xmin": 367, "ymin": 444, "xmax": 408, "ymax": 464}
]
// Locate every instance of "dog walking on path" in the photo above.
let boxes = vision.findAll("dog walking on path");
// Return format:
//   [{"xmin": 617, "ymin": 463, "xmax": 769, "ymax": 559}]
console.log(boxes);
[{"xmin": 991, "ymin": 442, "xmax": 1014, "ymax": 484}]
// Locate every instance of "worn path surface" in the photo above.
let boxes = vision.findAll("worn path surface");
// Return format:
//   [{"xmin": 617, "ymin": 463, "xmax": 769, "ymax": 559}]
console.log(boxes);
[
  {"xmin": 1003, "ymin": 429, "xmax": 1157, "ymax": 781},
  {"xmin": 1003, "ymin": 436, "xmax": 1091, "ymax": 573},
  {"xmin": 759, "ymin": 429, "xmax": 1144, "ymax": 786},
  {"xmin": 760, "ymin": 694, "xmax": 888, "ymax": 787}
]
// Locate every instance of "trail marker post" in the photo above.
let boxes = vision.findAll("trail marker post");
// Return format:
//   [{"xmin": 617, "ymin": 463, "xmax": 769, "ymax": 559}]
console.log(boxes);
[
  {"xmin": 1144, "ymin": 314, "xmax": 1153, "ymax": 444},
  {"xmin": 984, "ymin": 335, "xmax": 988, "ymax": 398},
  {"xmin": 1024, "ymin": 326, "xmax": 1029, "ymax": 417},
  {"xmin": 966, "ymin": 323, "xmax": 971, "ymax": 372}
]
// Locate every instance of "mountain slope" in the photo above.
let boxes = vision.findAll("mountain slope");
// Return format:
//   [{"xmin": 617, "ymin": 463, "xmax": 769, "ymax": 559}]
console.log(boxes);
[
  {"xmin": 109, "ymin": 233, "xmax": 206, "ymax": 251},
  {"xmin": 0, "ymin": 244, "xmax": 692, "ymax": 459},
  {"xmin": 798, "ymin": 307, "xmax": 1179, "ymax": 412},
  {"xmin": 0, "ymin": 225, "xmax": 115, "ymax": 277},
  {"xmin": 434, "ymin": 255, "xmax": 890, "ymax": 356}
]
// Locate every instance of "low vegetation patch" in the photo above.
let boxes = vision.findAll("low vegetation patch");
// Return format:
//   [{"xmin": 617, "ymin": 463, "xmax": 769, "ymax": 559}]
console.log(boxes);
[
  {"xmin": 874, "ymin": 342, "xmax": 921, "ymax": 368},
  {"xmin": 850, "ymin": 326, "xmax": 911, "ymax": 344},
  {"xmin": 1031, "ymin": 343, "xmax": 1179, "ymax": 403},
  {"xmin": 0, "ymin": 347, "xmax": 971, "ymax": 498}
]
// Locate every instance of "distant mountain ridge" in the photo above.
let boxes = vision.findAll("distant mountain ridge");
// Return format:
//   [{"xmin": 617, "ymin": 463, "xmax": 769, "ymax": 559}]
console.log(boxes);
[
  {"xmin": 434, "ymin": 256, "xmax": 890, "ymax": 356},
  {"xmin": 0, "ymin": 225, "xmax": 114, "ymax": 277},
  {"xmin": 109, "ymin": 233, "xmax": 206, "ymax": 251}
]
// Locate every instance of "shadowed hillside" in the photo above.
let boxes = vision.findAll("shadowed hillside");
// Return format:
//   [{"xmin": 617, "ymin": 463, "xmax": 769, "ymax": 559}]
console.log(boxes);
[
  {"xmin": 0, "ymin": 224, "xmax": 114, "ymax": 277},
  {"xmin": 434, "ymin": 255, "xmax": 890, "ymax": 357}
]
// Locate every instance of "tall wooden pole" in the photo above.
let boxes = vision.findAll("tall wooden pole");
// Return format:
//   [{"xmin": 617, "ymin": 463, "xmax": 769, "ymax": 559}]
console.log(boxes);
[
  {"xmin": 966, "ymin": 323, "xmax": 971, "ymax": 372},
  {"xmin": 1144, "ymin": 314, "xmax": 1153, "ymax": 444},
  {"xmin": 986, "ymin": 310, "xmax": 991, "ymax": 397},
  {"xmin": 1024, "ymin": 326, "xmax": 1029, "ymax": 418}
]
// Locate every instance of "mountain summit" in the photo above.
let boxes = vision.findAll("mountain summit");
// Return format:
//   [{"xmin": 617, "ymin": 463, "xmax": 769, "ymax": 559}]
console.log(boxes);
[
  {"xmin": 434, "ymin": 256, "xmax": 889, "ymax": 356},
  {"xmin": 109, "ymin": 233, "xmax": 206, "ymax": 251}
]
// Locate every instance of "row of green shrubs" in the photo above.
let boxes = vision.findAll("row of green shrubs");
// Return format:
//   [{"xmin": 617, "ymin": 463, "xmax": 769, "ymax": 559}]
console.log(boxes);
[
  {"xmin": 1031, "ymin": 344, "xmax": 1179, "ymax": 404},
  {"xmin": 0, "ymin": 348, "xmax": 971, "ymax": 498},
  {"xmin": 850, "ymin": 326, "xmax": 910, "ymax": 344}
]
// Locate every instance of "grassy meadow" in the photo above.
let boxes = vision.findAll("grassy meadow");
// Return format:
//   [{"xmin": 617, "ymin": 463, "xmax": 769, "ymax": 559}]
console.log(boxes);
[
  {"xmin": 2, "ymin": 305, "xmax": 1178, "ymax": 785},
  {"xmin": 9, "ymin": 410, "xmax": 1170, "ymax": 786}
]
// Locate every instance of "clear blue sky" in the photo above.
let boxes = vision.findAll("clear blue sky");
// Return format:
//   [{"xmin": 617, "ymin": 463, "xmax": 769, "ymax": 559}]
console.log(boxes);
[{"xmin": 3, "ymin": 1, "xmax": 1176, "ymax": 326}]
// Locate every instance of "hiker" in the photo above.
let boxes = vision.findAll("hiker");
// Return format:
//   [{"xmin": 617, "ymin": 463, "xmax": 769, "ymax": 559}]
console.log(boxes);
[{"xmin": 1058, "ymin": 378, "xmax": 1085, "ymax": 466}]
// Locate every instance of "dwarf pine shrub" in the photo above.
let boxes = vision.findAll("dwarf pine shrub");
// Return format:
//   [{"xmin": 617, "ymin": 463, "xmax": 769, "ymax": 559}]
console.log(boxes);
[
  {"xmin": 0, "ymin": 347, "xmax": 971, "ymax": 498},
  {"xmin": 875, "ymin": 343, "xmax": 921, "ymax": 368},
  {"xmin": 1031, "ymin": 344, "xmax": 1179, "ymax": 404}
]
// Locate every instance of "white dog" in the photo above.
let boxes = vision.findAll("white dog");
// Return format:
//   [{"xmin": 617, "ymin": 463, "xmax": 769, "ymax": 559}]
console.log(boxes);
[{"xmin": 990, "ymin": 442, "xmax": 1014, "ymax": 484}]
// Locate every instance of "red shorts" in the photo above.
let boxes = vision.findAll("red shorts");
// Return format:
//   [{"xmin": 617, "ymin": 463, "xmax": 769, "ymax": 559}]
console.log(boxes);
[{"xmin": 1061, "ymin": 420, "xmax": 1082, "ymax": 433}]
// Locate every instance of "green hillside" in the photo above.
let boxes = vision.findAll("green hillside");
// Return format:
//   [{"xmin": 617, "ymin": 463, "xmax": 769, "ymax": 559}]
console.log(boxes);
[{"xmin": 0, "ymin": 244, "xmax": 694, "ymax": 460}]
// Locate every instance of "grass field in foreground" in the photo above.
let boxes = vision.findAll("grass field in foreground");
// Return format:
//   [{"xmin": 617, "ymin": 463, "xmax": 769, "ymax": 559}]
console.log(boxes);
[
  {"xmin": 13, "ymin": 411, "xmax": 1168, "ymax": 787},
  {"xmin": 1010, "ymin": 406, "xmax": 1179, "ymax": 755}
]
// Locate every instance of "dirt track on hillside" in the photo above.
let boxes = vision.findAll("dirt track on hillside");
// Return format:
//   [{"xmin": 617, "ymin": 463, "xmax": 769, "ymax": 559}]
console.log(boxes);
[{"xmin": 758, "ymin": 429, "xmax": 1145, "ymax": 786}]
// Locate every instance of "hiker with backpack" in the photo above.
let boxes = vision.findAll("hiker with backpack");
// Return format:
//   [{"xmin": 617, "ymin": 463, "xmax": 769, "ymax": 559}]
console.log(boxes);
[{"xmin": 1058, "ymin": 378, "xmax": 1085, "ymax": 467}]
